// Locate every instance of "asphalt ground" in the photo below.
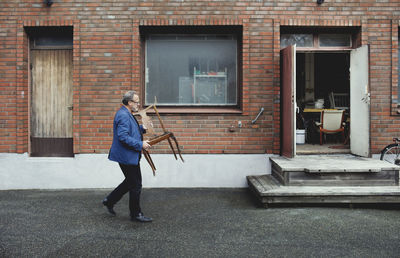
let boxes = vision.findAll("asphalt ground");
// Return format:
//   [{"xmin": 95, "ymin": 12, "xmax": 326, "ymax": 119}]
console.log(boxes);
[{"xmin": 0, "ymin": 188, "xmax": 399, "ymax": 257}]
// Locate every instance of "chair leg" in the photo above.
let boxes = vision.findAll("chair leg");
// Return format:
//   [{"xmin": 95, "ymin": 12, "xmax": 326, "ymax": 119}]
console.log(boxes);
[{"xmin": 320, "ymin": 132, "xmax": 323, "ymax": 145}]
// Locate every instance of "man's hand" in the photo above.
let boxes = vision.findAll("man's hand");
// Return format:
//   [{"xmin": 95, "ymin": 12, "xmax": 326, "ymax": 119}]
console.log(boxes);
[{"xmin": 143, "ymin": 140, "xmax": 151, "ymax": 151}]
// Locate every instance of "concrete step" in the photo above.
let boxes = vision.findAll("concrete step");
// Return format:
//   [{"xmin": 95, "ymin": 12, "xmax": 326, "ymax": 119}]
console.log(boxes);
[
  {"xmin": 270, "ymin": 155, "xmax": 399, "ymax": 186},
  {"xmin": 247, "ymin": 174, "xmax": 400, "ymax": 208}
]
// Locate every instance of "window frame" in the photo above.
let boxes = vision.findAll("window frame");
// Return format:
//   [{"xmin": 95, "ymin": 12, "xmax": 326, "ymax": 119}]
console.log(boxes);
[
  {"xmin": 317, "ymin": 33, "xmax": 352, "ymax": 48},
  {"xmin": 397, "ymin": 25, "xmax": 400, "ymax": 112},
  {"xmin": 280, "ymin": 27, "xmax": 360, "ymax": 51},
  {"xmin": 26, "ymin": 26, "xmax": 73, "ymax": 50},
  {"xmin": 140, "ymin": 26, "xmax": 243, "ymax": 113}
]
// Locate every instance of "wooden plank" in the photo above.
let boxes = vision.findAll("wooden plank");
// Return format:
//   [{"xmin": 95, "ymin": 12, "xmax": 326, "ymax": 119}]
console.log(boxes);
[
  {"xmin": 247, "ymin": 175, "xmax": 400, "ymax": 207},
  {"xmin": 247, "ymin": 175, "xmax": 281, "ymax": 194},
  {"xmin": 265, "ymin": 186, "xmax": 400, "ymax": 196},
  {"xmin": 31, "ymin": 50, "xmax": 72, "ymax": 138},
  {"xmin": 249, "ymin": 156, "xmax": 400, "ymax": 207},
  {"xmin": 257, "ymin": 175, "xmax": 280, "ymax": 189},
  {"xmin": 269, "ymin": 155, "xmax": 400, "ymax": 173},
  {"xmin": 247, "ymin": 179, "xmax": 265, "ymax": 203},
  {"xmin": 287, "ymin": 170, "xmax": 399, "ymax": 186},
  {"xmin": 271, "ymin": 164, "xmax": 287, "ymax": 185},
  {"xmin": 30, "ymin": 137, "xmax": 73, "ymax": 157},
  {"xmin": 287, "ymin": 180, "xmax": 398, "ymax": 187},
  {"xmin": 280, "ymin": 45, "xmax": 295, "ymax": 158},
  {"xmin": 264, "ymin": 195, "xmax": 400, "ymax": 204},
  {"xmin": 247, "ymin": 176, "xmax": 264, "ymax": 192}
]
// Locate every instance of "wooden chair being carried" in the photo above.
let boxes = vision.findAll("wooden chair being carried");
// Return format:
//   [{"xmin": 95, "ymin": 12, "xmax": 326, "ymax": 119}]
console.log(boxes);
[{"xmin": 133, "ymin": 104, "xmax": 184, "ymax": 176}]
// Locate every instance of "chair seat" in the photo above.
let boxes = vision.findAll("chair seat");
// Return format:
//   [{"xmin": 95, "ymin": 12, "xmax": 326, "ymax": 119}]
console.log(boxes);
[
  {"xmin": 320, "ymin": 127, "xmax": 345, "ymax": 134},
  {"xmin": 318, "ymin": 109, "xmax": 345, "ymax": 145}
]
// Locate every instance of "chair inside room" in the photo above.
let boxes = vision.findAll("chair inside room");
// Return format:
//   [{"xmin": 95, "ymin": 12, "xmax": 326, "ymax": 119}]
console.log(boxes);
[
  {"xmin": 317, "ymin": 109, "xmax": 345, "ymax": 145},
  {"xmin": 329, "ymin": 92, "xmax": 349, "ymax": 110}
]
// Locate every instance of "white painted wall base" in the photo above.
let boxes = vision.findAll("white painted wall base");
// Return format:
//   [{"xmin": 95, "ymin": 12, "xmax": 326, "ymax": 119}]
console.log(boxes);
[{"xmin": 0, "ymin": 153, "xmax": 272, "ymax": 190}]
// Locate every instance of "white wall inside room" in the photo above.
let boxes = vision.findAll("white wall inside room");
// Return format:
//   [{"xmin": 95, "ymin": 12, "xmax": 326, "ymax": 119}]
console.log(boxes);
[{"xmin": 0, "ymin": 153, "xmax": 271, "ymax": 190}]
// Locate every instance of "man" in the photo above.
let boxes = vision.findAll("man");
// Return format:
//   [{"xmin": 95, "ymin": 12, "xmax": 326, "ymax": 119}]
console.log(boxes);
[{"xmin": 102, "ymin": 90, "xmax": 153, "ymax": 222}]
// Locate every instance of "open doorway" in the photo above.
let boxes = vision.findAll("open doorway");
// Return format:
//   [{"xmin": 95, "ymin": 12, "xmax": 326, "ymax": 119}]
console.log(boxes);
[
  {"xmin": 295, "ymin": 52, "xmax": 350, "ymax": 154},
  {"xmin": 280, "ymin": 30, "xmax": 369, "ymax": 158}
]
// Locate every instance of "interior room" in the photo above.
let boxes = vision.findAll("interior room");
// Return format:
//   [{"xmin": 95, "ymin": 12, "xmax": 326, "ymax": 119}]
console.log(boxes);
[{"xmin": 295, "ymin": 52, "xmax": 351, "ymax": 154}]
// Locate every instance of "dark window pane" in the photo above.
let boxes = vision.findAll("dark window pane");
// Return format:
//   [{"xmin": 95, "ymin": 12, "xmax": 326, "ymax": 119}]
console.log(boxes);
[
  {"xmin": 26, "ymin": 26, "xmax": 73, "ymax": 47},
  {"xmin": 35, "ymin": 36, "xmax": 73, "ymax": 46},
  {"xmin": 145, "ymin": 34, "xmax": 237, "ymax": 106},
  {"xmin": 319, "ymin": 34, "xmax": 351, "ymax": 47}
]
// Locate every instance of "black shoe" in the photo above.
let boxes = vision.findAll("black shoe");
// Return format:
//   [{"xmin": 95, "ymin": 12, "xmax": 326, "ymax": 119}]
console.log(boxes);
[
  {"xmin": 102, "ymin": 198, "xmax": 116, "ymax": 216},
  {"xmin": 132, "ymin": 213, "xmax": 152, "ymax": 222}
]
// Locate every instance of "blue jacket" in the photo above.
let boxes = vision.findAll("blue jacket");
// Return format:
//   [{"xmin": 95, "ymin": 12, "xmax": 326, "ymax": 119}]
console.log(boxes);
[{"xmin": 108, "ymin": 106, "xmax": 145, "ymax": 165}]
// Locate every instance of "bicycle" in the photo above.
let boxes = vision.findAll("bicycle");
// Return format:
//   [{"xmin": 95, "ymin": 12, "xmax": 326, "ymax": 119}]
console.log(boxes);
[{"xmin": 380, "ymin": 138, "xmax": 400, "ymax": 165}]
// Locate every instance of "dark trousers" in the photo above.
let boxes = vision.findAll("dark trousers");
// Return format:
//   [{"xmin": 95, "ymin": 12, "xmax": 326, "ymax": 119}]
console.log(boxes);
[{"xmin": 106, "ymin": 163, "xmax": 142, "ymax": 217}]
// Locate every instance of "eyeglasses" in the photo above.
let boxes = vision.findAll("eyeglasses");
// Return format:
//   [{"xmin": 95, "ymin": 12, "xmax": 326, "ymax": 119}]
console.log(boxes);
[{"xmin": 129, "ymin": 100, "xmax": 140, "ymax": 104}]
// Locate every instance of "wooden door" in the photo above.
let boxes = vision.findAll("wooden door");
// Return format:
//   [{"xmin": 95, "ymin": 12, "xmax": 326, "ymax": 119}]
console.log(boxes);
[
  {"xmin": 280, "ymin": 45, "xmax": 296, "ymax": 158},
  {"xmin": 350, "ymin": 45, "xmax": 370, "ymax": 157},
  {"xmin": 31, "ymin": 50, "xmax": 73, "ymax": 157}
]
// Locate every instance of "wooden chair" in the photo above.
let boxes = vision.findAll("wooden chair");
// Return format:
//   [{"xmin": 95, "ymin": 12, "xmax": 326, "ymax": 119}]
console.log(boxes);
[
  {"xmin": 317, "ymin": 109, "xmax": 345, "ymax": 145},
  {"xmin": 133, "ymin": 103, "xmax": 184, "ymax": 176},
  {"xmin": 329, "ymin": 92, "xmax": 349, "ymax": 110}
]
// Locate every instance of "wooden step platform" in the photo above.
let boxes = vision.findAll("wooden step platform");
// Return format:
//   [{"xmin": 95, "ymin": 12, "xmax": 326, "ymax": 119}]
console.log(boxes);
[
  {"xmin": 271, "ymin": 155, "xmax": 399, "ymax": 186},
  {"xmin": 247, "ymin": 174, "xmax": 400, "ymax": 208}
]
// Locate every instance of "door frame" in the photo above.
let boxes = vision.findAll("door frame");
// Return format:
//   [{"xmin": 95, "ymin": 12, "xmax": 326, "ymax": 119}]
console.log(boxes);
[
  {"xmin": 280, "ymin": 45, "xmax": 296, "ymax": 158},
  {"xmin": 27, "ymin": 28, "xmax": 74, "ymax": 157},
  {"xmin": 280, "ymin": 46, "xmax": 371, "ymax": 157},
  {"xmin": 350, "ymin": 45, "xmax": 370, "ymax": 157}
]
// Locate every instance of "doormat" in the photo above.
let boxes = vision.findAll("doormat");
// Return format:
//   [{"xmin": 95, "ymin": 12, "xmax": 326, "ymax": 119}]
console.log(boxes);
[{"xmin": 328, "ymin": 145, "xmax": 350, "ymax": 149}]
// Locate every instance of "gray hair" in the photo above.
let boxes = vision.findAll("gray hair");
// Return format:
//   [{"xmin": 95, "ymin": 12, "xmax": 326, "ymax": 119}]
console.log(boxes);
[{"xmin": 122, "ymin": 90, "xmax": 137, "ymax": 105}]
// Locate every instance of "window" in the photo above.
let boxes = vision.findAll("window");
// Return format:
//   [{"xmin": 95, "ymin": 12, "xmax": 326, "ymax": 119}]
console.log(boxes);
[
  {"xmin": 280, "ymin": 31, "xmax": 352, "ymax": 49},
  {"xmin": 26, "ymin": 26, "xmax": 73, "ymax": 49},
  {"xmin": 281, "ymin": 34, "xmax": 313, "ymax": 48},
  {"xmin": 144, "ymin": 30, "xmax": 239, "ymax": 106},
  {"xmin": 319, "ymin": 34, "xmax": 351, "ymax": 47}
]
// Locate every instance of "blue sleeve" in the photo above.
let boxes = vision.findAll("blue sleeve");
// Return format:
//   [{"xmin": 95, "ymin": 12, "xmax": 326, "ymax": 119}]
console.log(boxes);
[{"xmin": 116, "ymin": 113, "xmax": 143, "ymax": 151}]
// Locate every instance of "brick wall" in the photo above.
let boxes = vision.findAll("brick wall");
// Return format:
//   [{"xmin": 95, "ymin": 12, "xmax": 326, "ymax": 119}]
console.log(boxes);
[
  {"xmin": 0, "ymin": 16, "xmax": 17, "ymax": 153},
  {"xmin": 0, "ymin": 0, "xmax": 399, "ymax": 155},
  {"xmin": 369, "ymin": 19, "xmax": 395, "ymax": 152}
]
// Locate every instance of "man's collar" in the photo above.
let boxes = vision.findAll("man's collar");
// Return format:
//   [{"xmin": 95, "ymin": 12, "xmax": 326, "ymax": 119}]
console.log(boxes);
[{"xmin": 122, "ymin": 105, "xmax": 131, "ymax": 112}]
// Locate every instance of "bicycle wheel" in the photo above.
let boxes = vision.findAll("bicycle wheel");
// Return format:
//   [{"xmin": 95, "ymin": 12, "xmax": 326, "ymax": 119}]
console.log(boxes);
[{"xmin": 380, "ymin": 143, "xmax": 400, "ymax": 165}]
